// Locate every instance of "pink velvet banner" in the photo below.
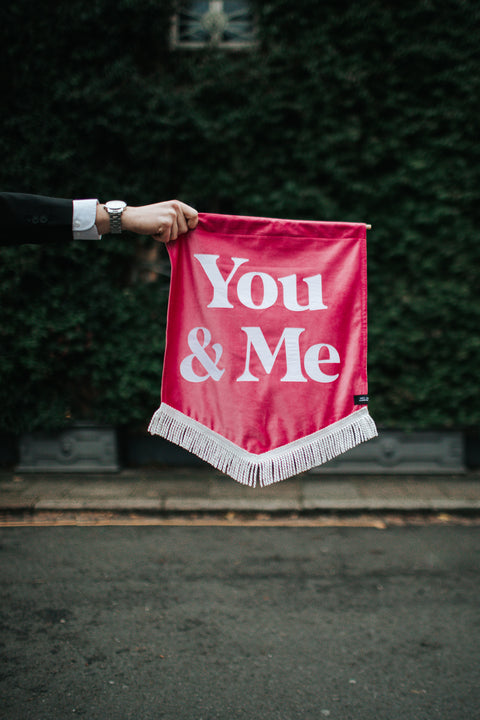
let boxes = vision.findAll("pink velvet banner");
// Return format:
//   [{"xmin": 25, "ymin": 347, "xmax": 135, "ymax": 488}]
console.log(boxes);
[{"xmin": 149, "ymin": 212, "xmax": 377, "ymax": 486}]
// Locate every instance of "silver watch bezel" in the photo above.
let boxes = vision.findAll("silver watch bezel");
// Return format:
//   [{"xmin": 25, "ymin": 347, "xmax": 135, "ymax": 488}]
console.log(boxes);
[{"xmin": 105, "ymin": 200, "xmax": 127, "ymax": 212}]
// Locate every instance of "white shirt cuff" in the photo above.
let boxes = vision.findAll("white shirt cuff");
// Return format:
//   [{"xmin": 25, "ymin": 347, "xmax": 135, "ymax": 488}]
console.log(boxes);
[{"xmin": 73, "ymin": 199, "xmax": 101, "ymax": 240}]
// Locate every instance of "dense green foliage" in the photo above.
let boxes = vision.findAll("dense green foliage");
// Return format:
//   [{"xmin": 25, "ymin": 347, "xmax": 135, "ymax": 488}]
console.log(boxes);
[{"xmin": 1, "ymin": 0, "xmax": 479, "ymax": 431}]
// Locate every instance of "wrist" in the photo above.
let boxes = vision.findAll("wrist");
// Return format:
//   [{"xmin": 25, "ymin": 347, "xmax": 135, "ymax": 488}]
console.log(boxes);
[{"xmin": 95, "ymin": 203, "xmax": 110, "ymax": 235}]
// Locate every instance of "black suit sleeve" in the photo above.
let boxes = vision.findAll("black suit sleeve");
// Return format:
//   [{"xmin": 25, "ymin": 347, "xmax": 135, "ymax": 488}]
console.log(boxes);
[{"xmin": 0, "ymin": 192, "xmax": 74, "ymax": 245}]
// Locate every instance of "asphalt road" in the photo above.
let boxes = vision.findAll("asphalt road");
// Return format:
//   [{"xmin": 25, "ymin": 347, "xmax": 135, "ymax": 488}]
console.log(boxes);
[{"xmin": 1, "ymin": 524, "xmax": 479, "ymax": 720}]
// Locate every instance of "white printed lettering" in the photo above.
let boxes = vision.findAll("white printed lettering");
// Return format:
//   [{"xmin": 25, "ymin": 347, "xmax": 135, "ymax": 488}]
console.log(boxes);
[
  {"xmin": 194, "ymin": 254, "xmax": 249, "ymax": 308},
  {"xmin": 278, "ymin": 274, "xmax": 328, "ymax": 311},
  {"xmin": 304, "ymin": 343, "xmax": 340, "ymax": 382},
  {"xmin": 179, "ymin": 327, "xmax": 225, "ymax": 382},
  {"xmin": 236, "ymin": 272, "xmax": 278, "ymax": 310},
  {"xmin": 236, "ymin": 327, "xmax": 307, "ymax": 382}
]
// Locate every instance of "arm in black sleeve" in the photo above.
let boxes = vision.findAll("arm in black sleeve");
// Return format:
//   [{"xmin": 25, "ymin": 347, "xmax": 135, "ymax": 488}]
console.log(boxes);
[{"xmin": 0, "ymin": 192, "xmax": 73, "ymax": 245}]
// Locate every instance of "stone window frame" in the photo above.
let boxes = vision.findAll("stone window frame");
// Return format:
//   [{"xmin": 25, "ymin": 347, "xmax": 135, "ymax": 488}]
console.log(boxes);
[{"xmin": 171, "ymin": 1, "xmax": 257, "ymax": 50}]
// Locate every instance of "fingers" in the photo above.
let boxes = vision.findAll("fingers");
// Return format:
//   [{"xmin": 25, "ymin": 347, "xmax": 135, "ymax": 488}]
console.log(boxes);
[
  {"xmin": 171, "ymin": 200, "xmax": 198, "ymax": 235},
  {"xmin": 159, "ymin": 206, "xmax": 179, "ymax": 243},
  {"xmin": 180, "ymin": 202, "xmax": 199, "ymax": 229},
  {"xmin": 174, "ymin": 207, "xmax": 188, "ymax": 237},
  {"xmin": 156, "ymin": 200, "xmax": 198, "ymax": 243},
  {"xmin": 171, "ymin": 212, "xmax": 180, "ymax": 241}
]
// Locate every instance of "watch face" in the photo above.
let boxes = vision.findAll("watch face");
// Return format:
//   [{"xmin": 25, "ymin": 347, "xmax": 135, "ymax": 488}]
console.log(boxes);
[{"xmin": 106, "ymin": 200, "xmax": 126, "ymax": 211}]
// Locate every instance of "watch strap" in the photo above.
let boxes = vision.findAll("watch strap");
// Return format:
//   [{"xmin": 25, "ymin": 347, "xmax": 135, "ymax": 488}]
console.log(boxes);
[
  {"xmin": 108, "ymin": 209, "xmax": 123, "ymax": 234},
  {"xmin": 105, "ymin": 201, "xmax": 127, "ymax": 234}
]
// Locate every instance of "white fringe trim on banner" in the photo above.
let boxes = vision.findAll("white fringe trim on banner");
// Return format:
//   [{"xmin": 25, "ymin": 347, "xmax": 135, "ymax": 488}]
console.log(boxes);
[{"xmin": 148, "ymin": 403, "xmax": 378, "ymax": 488}]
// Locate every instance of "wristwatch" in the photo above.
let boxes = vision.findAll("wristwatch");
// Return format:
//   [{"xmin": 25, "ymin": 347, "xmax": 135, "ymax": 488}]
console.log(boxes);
[{"xmin": 104, "ymin": 200, "xmax": 127, "ymax": 234}]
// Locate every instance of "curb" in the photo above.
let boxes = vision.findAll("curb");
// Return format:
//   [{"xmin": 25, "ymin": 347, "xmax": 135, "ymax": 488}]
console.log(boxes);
[
  {"xmin": 2, "ymin": 471, "xmax": 480, "ymax": 516},
  {"xmin": 2, "ymin": 497, "xmax": 480, "ymax": 515}
]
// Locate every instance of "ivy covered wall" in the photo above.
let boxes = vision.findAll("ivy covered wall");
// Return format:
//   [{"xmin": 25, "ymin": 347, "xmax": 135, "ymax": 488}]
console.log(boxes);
[{"xmin": 0, "ymin": 0, "xmax": 479, "ymax": 432}]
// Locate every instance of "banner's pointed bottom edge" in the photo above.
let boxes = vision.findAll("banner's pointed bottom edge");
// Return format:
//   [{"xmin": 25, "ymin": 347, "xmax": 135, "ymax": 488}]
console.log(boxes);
[{"xmin": 148, "ymin": 404, "xmax": 378, "ymax": 488}]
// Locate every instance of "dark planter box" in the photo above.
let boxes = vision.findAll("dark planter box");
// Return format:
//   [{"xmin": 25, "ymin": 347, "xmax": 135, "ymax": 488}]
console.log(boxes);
[
  {"xmin": 9, "ymin": 428, "xmax": 479, "ymax": 474},
  {"xmin": 17, "ymin": 425, "xmax": 120, "ymax": 473},
  {"xmin": 311, "ymin": 431, "xmax": 466, "ymax": 474}
]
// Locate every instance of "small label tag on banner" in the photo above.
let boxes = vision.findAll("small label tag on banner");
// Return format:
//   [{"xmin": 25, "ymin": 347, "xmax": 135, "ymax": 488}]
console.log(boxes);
[{"xmin": 354, "ymin": 395, "xmax": 369, "ymax": 405}]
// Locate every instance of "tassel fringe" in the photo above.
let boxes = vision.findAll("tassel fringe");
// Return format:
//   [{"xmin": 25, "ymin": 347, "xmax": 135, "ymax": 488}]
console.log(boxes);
[{"xmin": 148, "ymin": 404, "xmax": 378, "ymax": 488}]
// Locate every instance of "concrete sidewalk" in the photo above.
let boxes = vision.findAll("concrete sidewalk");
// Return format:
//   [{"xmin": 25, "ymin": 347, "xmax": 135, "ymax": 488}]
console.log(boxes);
[{"xmin": 1, "ymin": 467, "xmax": 480, "ymax": 515}]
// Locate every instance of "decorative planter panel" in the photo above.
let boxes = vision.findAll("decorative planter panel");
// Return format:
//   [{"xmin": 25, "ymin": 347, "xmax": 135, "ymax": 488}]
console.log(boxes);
[
  {"xmin": 17, "ymin": 426, "xmax": 120, "ymax": 472},
  {"xmin": 310, "ymin": 432, "xmax": 465, "ymax": 474}
]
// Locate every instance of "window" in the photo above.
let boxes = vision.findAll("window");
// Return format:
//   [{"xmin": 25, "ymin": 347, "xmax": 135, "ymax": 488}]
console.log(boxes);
[{"xmin": 171, "ymin": 1, "xmax": 256, "ymax": 49}]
